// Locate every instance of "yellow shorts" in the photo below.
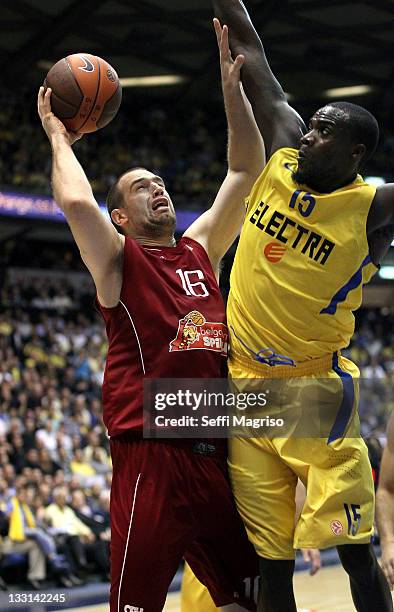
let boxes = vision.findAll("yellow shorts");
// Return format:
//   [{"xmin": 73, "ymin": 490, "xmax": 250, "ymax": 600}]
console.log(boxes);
[
  {"xmin": 181, "ymin": 562, "xmax": 217, "ymax": 612},
  {"xmin": 228, "ymin": 352, "xmax": 375, "ymax": 560}
]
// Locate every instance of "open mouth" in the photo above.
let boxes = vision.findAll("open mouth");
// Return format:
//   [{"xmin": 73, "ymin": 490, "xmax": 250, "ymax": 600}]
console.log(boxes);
[
  {"xmin": 298, "ymin": 148, "xmax": 308, "ymax": 161},
  {"xmin": 152, "ymin": 197, "xmax": 169, "ymax": 212}
]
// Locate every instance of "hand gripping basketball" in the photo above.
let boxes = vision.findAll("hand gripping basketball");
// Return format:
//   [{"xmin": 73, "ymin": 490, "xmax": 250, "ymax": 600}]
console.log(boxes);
[{"xmin": 37, "ymin": 86, "xmax": 83, "ymax": 146}]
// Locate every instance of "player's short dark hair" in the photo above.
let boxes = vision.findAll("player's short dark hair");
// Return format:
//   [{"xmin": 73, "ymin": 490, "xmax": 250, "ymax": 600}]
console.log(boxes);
[
  {"xmin": 106, "ymin": 167, "xmax": 148, "ymax": 233},
  {"xmin": 330, "ymin": 101, "xmax": 379, "ymax": 161}
]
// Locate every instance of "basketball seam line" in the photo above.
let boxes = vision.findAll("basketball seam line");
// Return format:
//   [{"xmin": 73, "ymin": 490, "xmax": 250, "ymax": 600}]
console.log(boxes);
[
  {"xmin": 65, "ymin": 55, "xmax": 84, "ymax": 107},
  {"xmin": 97, "ymin": 82, "xmax": 121, "ymax": 129},
  {"xmin": 47, "ymin": 91, "xmax": 79, "ymax": 115},
  {"xmin": 117, "ymin": 472, "xmax": 142, "ymax": 612},
  {"xmin": 77, "ymin": 55, "xmax": 101, "ymax": 132}
]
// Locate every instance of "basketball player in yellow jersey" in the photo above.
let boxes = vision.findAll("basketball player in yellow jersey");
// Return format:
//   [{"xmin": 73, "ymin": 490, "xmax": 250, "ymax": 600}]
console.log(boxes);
[{"xmin": 213, "ymin": 2, "xmax": 393, "ymax": 611}]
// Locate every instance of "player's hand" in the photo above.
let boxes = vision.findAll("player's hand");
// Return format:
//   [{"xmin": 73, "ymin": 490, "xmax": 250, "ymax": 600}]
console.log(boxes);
[
  {"xmin": 213, "ymin": 18, "xmax": 244, "ymax": 91},
  {"xmin": 37, "ymin": 86, "xmax": 83, "ymax": 146},
  {"xmin": 301, "ymin": 548, "xmax": 321, "ymax": 576},
  {"xmin": 381, "ymin": 541, "xmax": 394, "ymax": 589}
]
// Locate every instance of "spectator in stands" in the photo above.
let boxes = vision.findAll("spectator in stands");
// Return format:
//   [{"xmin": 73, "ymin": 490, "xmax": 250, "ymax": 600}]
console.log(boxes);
[
  {"xmin": 45, "ymin": 486, "xmax": 95, "ymax": 574},
  {"xmin": 0, "ymin": 485, "xmax": 46, "ymax": 590},
  {"xmin": 3, "ymin": 465, "xmax": 15, "ymax": 491},
  {"xmin": 96, "ymin": 490, "xmax": 110, "ymax": 529},
  {"xmin": 22, "ymin": 417, "xmax": 37, "ymax": 452},
  {"xmin": 83, "ymin": 430, "xmax": 111, "ymax": 474},
  {"xmin": 9, "ymin": 433, "xmax": 26, "ymax": 474},
  {"xmin": 70, "ymin": 448, "xmax": 96, "ymax": 481},
  {"xmin": 37, "ymin": 448, "xmax": 60, "ymax": 476},
  {"xmin": 88, "ymin": 483, "xmax": 104, "ymax": 515},
  {"xmin": 35, "ymin": 420, "xmax": 57, "ymax": 456},
  {"xmin": 24, "ymin": 448, "xmax": 40, "ymax": 470},
  {"xmin": 70, "ymin": 489, "xmax": 110, "ymax": 580},
  {"xmin": 363, "ymin": 356, "xmax": 388, "ymax": 381}
]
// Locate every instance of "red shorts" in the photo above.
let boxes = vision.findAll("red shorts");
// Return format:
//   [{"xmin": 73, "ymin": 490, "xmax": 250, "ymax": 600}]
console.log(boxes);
[{"xmin": 109, "ymin": 437, "xmax": 258, "ymax": 611}]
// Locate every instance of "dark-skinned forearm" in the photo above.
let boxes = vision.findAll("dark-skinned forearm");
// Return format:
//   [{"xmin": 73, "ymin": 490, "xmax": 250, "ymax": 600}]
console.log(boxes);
[
  {"xmin": 212, "ymin": 0, "xmax": 286, "ymax": 102},
  {"xmin": 213, "ymin": 0, "xmax": 305, "ymax": 156}
]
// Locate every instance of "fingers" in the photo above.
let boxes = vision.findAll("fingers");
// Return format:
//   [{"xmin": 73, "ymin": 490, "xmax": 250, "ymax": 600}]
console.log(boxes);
[
  {"xmin": 68, "ymin": 131, "xmax": 84, "ymax": 146},
  {"xmin": 213, "ymin": 17, "xmax": 222, "ymax": 48},
  {"xmin": 37, "ymin": 86, "xmax": 44, "ymax": 117},
  {"xmin": 233, "ymin": 53, "xmax": 245, "ymax": 72},
  {"xmin": 301, "ymin": 548, "xmax": 321, "ymax": 576},
  {"xmin": 309, "ymin": 549, "xmax": 321, "ymax": 576},
  {"xmin": 383, "ymin": 559, "xmax": 394, "ymax": 590},
  {"xmin": 214, "ymin": 18, "xmax": 231, "ymax": 63},
  {"xmin": 37, "ymin": 86, "xmax": 52, "ymax": 119},
  {"xmin": 220, "ymin": 25, "xmax": 231, "ymax": 61},
  {"xmin": 44, "ymin": 86, "xmax": 52, "ymax": 112}
]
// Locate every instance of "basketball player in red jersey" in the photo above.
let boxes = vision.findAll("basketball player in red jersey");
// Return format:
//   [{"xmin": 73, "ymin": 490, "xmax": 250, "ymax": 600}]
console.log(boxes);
[{"xmin": 38, "ymin": 22, "xmax": 264, "ymax": 612}]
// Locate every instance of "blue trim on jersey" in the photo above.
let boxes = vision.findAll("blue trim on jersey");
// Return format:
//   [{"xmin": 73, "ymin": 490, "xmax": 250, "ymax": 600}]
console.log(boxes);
[
  {"xmin": 327, "ymin": 353, "xmax": 355, "ymax": 444},
  {"xmin": 320, "ymin": 255, "xmax": 371, "ymax": 315},
  {"xmin": 230, "ymin": 326, "xmax": 296, "ymax": 367}
]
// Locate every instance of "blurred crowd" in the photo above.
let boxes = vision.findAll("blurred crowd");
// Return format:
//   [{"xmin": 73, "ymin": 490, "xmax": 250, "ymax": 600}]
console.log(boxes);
[
  {"xmin": 1, "ymin": 89, "xmax": 394, "ymax": 209},
  {"xmin": 344, "ymin": 308, "xmax": 393, "ymax": 437},
  {"xmin": 0, "ymin": 90, "xmax": 226, "ymax": 210},
  {"xmin": 0, "ymin": 269, "xmax": 392, "ymax": 589},
  {"xmin": 0, "ymin": 274, "xmax": 110, "ymax": 589}
]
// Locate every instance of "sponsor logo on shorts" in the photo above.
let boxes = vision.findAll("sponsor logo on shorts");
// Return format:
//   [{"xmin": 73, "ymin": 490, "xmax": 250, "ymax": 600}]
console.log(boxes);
[
  {"xmin": 264, "ymin": 242, "xmax": 286, "ymax": 263},
  {"xmin": 192, "ymin": 442, "xmax": 217, "ymax": 455},
  {"xmin": 330, "ymin": 519, "xmax": 343, "ymax": 535},
  {"xmin": 124, "ymin": 606, "xmax": 144, "ymax": 612},
  {"xmin": 169, "ymin": 311, "xmax": 228, "ymax": 356}
]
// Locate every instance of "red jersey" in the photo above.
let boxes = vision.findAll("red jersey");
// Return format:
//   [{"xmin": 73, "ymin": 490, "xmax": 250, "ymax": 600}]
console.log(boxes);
[{"xmin": 97, "ymin": 236, "xmax": 228, "ymax": 436}]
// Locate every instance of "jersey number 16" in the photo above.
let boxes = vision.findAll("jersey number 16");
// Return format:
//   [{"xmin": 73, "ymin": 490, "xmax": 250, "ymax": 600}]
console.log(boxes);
[{"xmin": 176, "ymin": 269, "xmax": 209, "ymax": 297}]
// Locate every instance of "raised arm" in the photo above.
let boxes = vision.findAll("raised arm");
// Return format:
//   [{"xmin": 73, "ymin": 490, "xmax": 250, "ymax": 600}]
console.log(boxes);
[
  {"xmin": 212, "ymin": 0, "xmax": 306, "ymax": 158},
  {"xmin": 185, "ymin": 20, "xmax": 265, "ymax": 273},
  {"xmin": 38, "ymin": 87, "xmax": 124, "ymax": 307},
  {"xmin": 366, "ymin": 185, "xmax": 394, "ymax": 254},
  {"xmin": 376, "ymin": 413, "xmax": 394, "ymax": 590}
]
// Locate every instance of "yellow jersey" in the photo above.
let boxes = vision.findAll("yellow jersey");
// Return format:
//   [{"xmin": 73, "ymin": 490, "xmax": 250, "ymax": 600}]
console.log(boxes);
[{"xmin": 227, "ymin": 147, "xmax": 377, "ymax": 363}]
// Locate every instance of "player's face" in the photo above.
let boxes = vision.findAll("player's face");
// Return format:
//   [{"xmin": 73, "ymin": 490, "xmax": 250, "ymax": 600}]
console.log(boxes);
[
  {"xmin": 119, "ymin": 169, "xmax": 176, "ymax": 237},
  {"xmin": 293, "ymin": 106, "xmax": 355, "ymax": 192}
]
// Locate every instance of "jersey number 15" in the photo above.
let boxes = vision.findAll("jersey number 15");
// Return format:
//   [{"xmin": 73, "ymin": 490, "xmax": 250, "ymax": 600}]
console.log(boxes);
[{"xmin": 289, "ymin": 190, "xmax": 316, "ymax": 218}]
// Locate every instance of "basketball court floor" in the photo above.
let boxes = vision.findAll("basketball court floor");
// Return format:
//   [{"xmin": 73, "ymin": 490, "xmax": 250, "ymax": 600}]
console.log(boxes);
[{"xmin": 62, "ymin": 564, "xmax": 394, "ymax": 612}]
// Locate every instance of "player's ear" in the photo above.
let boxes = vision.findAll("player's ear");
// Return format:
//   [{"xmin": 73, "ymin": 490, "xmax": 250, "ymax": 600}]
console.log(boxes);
[
  {"xmin": 111, "ymin": 208, "xmax": 128, "ymax": 228},
  {"xmin": 352, "ymin": 143, "xmax": 366, "ymax": 162}
]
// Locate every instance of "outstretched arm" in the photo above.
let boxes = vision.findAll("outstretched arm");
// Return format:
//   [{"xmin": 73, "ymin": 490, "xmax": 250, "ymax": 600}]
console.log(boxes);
[
  {"xmin": 38, "ymin": 87, "xmax": 124, "ymax": 307},
  {"xmin": 376, "ymin": 413, "xmax": 394, "ymax": 590},
  {"xmin": 366, "ymin": 186, "xmax": 394, "ymax": 257},
  {"xmin": 212, "ymin": 0, "xmax": 306, "ymax": 158},
  {"xmin": 185, "ymin": 20, "xmax": 265, "ymax": 273}
]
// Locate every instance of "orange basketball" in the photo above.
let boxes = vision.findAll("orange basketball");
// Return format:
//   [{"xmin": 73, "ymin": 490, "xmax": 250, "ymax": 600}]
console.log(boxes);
[
  {"xmin": 44, "ymin": 53, "xmax": 122, "ymax": 134},
  {"xmin": 189, "ymin": 311, "xmax": 206, "ymax": 326}
]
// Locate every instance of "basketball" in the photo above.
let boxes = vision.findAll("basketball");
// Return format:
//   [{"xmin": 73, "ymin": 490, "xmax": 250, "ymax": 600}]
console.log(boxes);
[
  {"xmin": 189, "ymin": 311, "xmax": 206, "ymax": 326},
  {"xmin": 44, "ymin": 53, "xmax": 122, "ymax": 134}
]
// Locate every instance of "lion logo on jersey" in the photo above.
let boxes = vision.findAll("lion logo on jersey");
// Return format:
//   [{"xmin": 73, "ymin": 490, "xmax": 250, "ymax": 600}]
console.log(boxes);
[
  {"xmin": 179, "ymin": 323, "xmax": 198, "ymax": 350},
  {"xmin": 171, "ymin": 311, "xmax": 205, "ymax": 351},
  {"xmin": 169, "ymin": 311, "xmax": 228, "ymax": 355}
]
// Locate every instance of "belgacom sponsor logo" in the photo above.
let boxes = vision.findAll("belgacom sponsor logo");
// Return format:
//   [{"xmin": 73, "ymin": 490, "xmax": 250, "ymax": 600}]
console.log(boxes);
[
  {"xmin": 264, "ymin": 242, "xmax": 286, "ymax": 263},
  {"xmin": 124, "ymin": 605, "xmax": 144, "ymax": 612}
]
